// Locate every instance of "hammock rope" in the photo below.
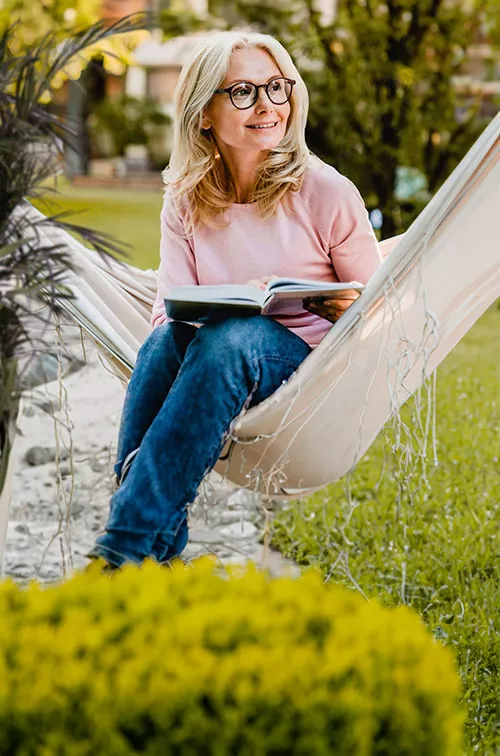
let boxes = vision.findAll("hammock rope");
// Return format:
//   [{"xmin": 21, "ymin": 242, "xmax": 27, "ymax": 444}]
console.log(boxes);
[{"xmin": 10, "ymin": 111, "xmax": 500, "ymax": 500}]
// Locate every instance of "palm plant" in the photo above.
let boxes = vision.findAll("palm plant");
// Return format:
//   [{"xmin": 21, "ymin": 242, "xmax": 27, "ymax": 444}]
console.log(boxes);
[{"xmin": 0, "ymin": 14, "xmax": 149, "ymax": 498}]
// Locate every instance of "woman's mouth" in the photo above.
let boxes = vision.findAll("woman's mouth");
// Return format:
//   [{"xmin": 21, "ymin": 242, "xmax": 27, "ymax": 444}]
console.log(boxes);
[{"xmin": 245, "ymin": 121, "xmax": 279, "ymax": 130}]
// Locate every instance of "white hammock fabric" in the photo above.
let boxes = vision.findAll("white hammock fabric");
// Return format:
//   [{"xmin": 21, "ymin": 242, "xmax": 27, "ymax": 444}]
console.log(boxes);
[{"xmin": 17, "ymin": 113, "xmax": 500, "ymax": 498}]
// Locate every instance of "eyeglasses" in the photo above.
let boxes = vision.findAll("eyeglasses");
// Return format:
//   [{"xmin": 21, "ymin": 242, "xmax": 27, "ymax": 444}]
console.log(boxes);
[{"xmin": 213, "ymin": 77, "xmax": 296, "ymax": 110}]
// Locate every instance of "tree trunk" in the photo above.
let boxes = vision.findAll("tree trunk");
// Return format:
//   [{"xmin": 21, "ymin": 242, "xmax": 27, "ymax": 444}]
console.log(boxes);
[
  {"xmin": 0, "ymin": 402, "xmax": 19, "ymax": 577},
  {"xmin": 0, "ymin": 440, "xmax": 15, "ymax": 576},
  {"xmin": 380, "ymin": 206, "xmax": 398, "ymax": 240},
  {"xmin": 372, "ymin": 158, "xmax": 399, "ymax": 240}
]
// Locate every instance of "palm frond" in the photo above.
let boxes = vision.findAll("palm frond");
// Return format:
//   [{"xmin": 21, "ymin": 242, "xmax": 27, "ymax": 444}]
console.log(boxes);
[
  {"xmin": 40, "ymin": 13, "xmax": 149, "ymax": 93},
  {"xmin": 0, "ymin": 11, "xmax": 154, "ymax": 472}
]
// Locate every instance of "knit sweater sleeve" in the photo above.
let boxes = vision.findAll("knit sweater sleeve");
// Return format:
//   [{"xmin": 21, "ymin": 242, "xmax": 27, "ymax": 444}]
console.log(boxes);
[
  {"xmin": 327, "ymin": 175, "xmax": 382, "ymax": 284},
  {"xmin": 150, "ymin": 193, "xmax": 198, "ymax": 329},
  {"xmin": 301, "ymin": 160, "xmax": 382, "ymax": 284}
]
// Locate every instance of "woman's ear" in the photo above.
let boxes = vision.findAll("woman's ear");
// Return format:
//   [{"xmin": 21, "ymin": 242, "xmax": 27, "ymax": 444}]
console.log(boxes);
[{"xmin": 200, "ymin": 112, "xmax": 211, "ymax": 130}]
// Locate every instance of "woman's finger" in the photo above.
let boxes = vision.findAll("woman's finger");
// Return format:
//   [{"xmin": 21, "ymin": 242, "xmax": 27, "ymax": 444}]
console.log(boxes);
[
  {"xmin": 246, "ymin": 278, "xmax": 267, "ymax": 290},
  {"xmin": 304, "ymin": 305, "xmax": 340, "ymax": 323},
  {"xmin": 247, "ymin": 275, "xmax": 280, "ymax": 290},
  {"xmin": 304, "ymin": 293, "xmax": 359, "ymax": 309},
  {"xmin": 304, "ymin": 299, "xmax": 344, "ymax": 311},
  {"xmin": 334, "ymin": 289, "xmax": 361, "ymax": 301},
  {"xmin": 323, "ymin": 299, "xmax": 352, "ymax": 310}
]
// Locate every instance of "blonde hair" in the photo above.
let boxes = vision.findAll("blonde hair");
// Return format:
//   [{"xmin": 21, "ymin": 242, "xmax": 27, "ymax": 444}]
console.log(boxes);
[{"xmin": 162, "ymin": 29, "xmax": 310, "ymax": 235}]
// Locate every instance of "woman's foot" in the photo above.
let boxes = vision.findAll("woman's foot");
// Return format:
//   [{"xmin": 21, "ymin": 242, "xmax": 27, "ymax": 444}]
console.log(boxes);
[{"xmin": 83, "ymin": 553, "xmax": 120, "ymax": 574}]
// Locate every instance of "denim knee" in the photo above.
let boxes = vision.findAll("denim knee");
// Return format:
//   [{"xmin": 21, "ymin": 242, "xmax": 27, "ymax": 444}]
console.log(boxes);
[
  {"xmin": 194, "ymin": 316, "xmax": 280, "ymax": 357},
  {"xmin": 194, "ymin": 315, "xmax": 310, "ymax": 368},
  {"xmin": 138, "ymin": 320, "xmax": 196, "ymax": 359}
]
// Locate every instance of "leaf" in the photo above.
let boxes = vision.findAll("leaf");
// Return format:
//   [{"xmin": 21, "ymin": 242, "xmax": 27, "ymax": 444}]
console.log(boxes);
[{"xmin": 0, "ymin": 238, "xmax": 28, "ymax": 259}]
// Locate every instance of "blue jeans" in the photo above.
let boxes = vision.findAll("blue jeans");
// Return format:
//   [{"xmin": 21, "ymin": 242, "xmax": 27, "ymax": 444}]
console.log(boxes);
[{"xmin": 89, "ymin": 316, "xmax": 311, "ymax": 567}]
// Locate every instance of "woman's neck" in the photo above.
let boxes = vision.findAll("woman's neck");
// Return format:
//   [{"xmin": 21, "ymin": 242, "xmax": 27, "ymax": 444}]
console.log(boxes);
[{"xmin": 216, "ymin": 144, "xmax": 268, "ymax": 204}]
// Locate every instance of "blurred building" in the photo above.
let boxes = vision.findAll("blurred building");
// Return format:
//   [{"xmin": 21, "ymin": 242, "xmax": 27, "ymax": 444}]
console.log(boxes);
[
  {"xmin": 453, "ymin": 31, "xmax": 500, "ymax": 119},
  {"xmin": 90, "ymin": 0, "xmax": 153, "ymax": 101}
]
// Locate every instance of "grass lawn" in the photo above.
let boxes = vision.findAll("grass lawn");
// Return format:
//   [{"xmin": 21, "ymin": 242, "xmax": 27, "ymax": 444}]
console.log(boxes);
[
  {"xmin": 31, "ymin": 181, "xmax": 498, "ymax": 752},
  {"xmin": 30, "ymin": 178, "xmax": 164, "ymax": 270},
  {"xmin": 271, "ymin": 305, "xmax": 500, "ymax": 754}
]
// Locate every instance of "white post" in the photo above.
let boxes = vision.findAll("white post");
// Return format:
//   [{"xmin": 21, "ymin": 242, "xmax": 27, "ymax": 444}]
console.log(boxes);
[
  {"xmin": 187, "ymin": 0, "xmax": 208, "ymax": 17},
  {"xmin": 126, "ymin": 66, "xmax": 147, "ymax": 98},
  {"xmin": 0, "ymin": 451, "xmax": 15, "ymax": 579},
  {"xmin": 315, "ymin": 0, "xmax": 338, "ymax": 25}
]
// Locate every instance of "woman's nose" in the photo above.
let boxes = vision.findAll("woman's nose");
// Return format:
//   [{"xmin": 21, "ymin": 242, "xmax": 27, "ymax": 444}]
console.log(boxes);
[{"xmin": 255, "ymin": 89, "xmax": 272, "ymax": 113}]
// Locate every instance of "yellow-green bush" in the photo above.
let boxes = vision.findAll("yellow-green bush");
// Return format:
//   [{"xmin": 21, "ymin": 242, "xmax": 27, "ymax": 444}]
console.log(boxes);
[{"xmin": 0, "ymin": 559, "xmax": 463, "ymax": 755}]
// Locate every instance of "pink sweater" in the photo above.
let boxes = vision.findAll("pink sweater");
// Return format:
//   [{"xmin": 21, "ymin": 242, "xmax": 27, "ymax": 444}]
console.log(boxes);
[{"xmin": 151, "ymin": 156, "xmax": 382, "ymax": 348}]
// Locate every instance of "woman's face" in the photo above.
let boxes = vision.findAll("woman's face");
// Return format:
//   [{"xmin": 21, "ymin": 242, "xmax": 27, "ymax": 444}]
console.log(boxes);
[{"xmin": 202, "ymin": 47, "xmax": 291, "ymax": 157}]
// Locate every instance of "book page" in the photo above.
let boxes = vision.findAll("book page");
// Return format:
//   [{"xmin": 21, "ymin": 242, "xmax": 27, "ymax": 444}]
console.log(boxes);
[
  {"xmin": 168, "ymin": 284, "xmax": 266, "ymax": 306},
  {"xmin": 267, "ymin": 277, "xmax": 364, "ymax": 293},
  {"xmin": 262, "ymin": 280, "xmax": 365, "ymax": 316}
]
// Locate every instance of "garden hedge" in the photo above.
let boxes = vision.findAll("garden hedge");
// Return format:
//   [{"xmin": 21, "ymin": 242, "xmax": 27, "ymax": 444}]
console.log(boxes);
[{"xmin": 0, "ymin": 558, "xmax": 463, "ymax": 755}]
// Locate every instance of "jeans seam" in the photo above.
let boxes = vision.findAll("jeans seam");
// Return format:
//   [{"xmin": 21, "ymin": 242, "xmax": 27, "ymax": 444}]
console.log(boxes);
[
  {"xmin": 257, "ymin": 354, "xmax": 306, "ymax": 369},
  {"xmin": 154, "ymin": 506, "xmax": 188, "ymax": 553}
]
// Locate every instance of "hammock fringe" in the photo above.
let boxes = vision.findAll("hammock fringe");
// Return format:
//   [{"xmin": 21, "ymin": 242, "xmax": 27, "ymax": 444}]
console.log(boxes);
[{"xmin": 10, "ymin": 112, "xmax": 500, "ymax": 498}]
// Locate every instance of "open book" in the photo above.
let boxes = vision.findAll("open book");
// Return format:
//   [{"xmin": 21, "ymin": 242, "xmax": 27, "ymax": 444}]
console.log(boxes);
[{"xmin": 164, "ymin": 277, "xmax": 365, "ymax": 324}]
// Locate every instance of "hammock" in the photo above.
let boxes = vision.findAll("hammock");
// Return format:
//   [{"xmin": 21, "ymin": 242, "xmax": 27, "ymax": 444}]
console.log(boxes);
[{"xmin": 16, "ymin": 113, "xmax": 500, "ymax": 498}]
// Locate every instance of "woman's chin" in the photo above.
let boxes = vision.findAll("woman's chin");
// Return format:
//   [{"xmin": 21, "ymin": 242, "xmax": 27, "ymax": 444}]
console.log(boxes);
[{"xmin": 244, "ymin": 126, "xmax": 285, "ymax": 147}]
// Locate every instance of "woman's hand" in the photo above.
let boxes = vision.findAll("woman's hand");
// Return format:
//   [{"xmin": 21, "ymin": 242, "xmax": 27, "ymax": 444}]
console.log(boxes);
[
  {"xmin": 245, "ymin": 275, "xmax": 279, "ymax": 291},
  {"xmin": 303, "ymin": 289, "xmax": 361, "ymax": 324}
]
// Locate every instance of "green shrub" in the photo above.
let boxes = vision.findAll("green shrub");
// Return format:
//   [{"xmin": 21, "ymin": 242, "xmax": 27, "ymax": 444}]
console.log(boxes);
[
  {"xmin": 0, "ymin": 558, "xmax": 463, "ymax": 755},
  {"xmin": 87, "ymin": 95, "xmax": 171, "ymax": 158}
]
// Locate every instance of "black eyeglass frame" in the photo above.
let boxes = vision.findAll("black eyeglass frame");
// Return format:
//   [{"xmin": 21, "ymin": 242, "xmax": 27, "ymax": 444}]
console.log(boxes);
[{"xmin": 213, "ymin": 77, "xmax": 296, "ymax": 110}]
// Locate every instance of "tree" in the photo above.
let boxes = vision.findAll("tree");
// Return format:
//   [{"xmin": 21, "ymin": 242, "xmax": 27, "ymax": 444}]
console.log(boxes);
[
  {"xmin": 161, "ymin": 0, "xmax": 499, "ymax": 237},
  {"xmin": 0, "ymin": 0, "xmax": 101, "ymax": 51},
  {"xmin": 0, "ymin": 0, "xmax": 149, "ymax": 88}
]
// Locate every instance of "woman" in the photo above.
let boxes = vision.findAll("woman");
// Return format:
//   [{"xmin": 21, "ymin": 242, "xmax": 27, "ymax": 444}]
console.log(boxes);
[{"xmin": 87, "ymin": 29, "xmax": 382, "ymax": 569}]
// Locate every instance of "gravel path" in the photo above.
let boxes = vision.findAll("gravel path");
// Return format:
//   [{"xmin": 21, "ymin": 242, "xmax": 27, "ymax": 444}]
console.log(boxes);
[{"xmin": 4, "ymin": 331, "xmax": 300, "ymax": 583}]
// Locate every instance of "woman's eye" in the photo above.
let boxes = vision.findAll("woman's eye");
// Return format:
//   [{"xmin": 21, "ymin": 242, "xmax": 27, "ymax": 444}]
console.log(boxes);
[
  {"xmin": 270, "ymin": 80, "xmax": 283, "ymax": 91},
  {"xmin": 232, "ymin": 84, "xmax": 253, "ymax": 98}
]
